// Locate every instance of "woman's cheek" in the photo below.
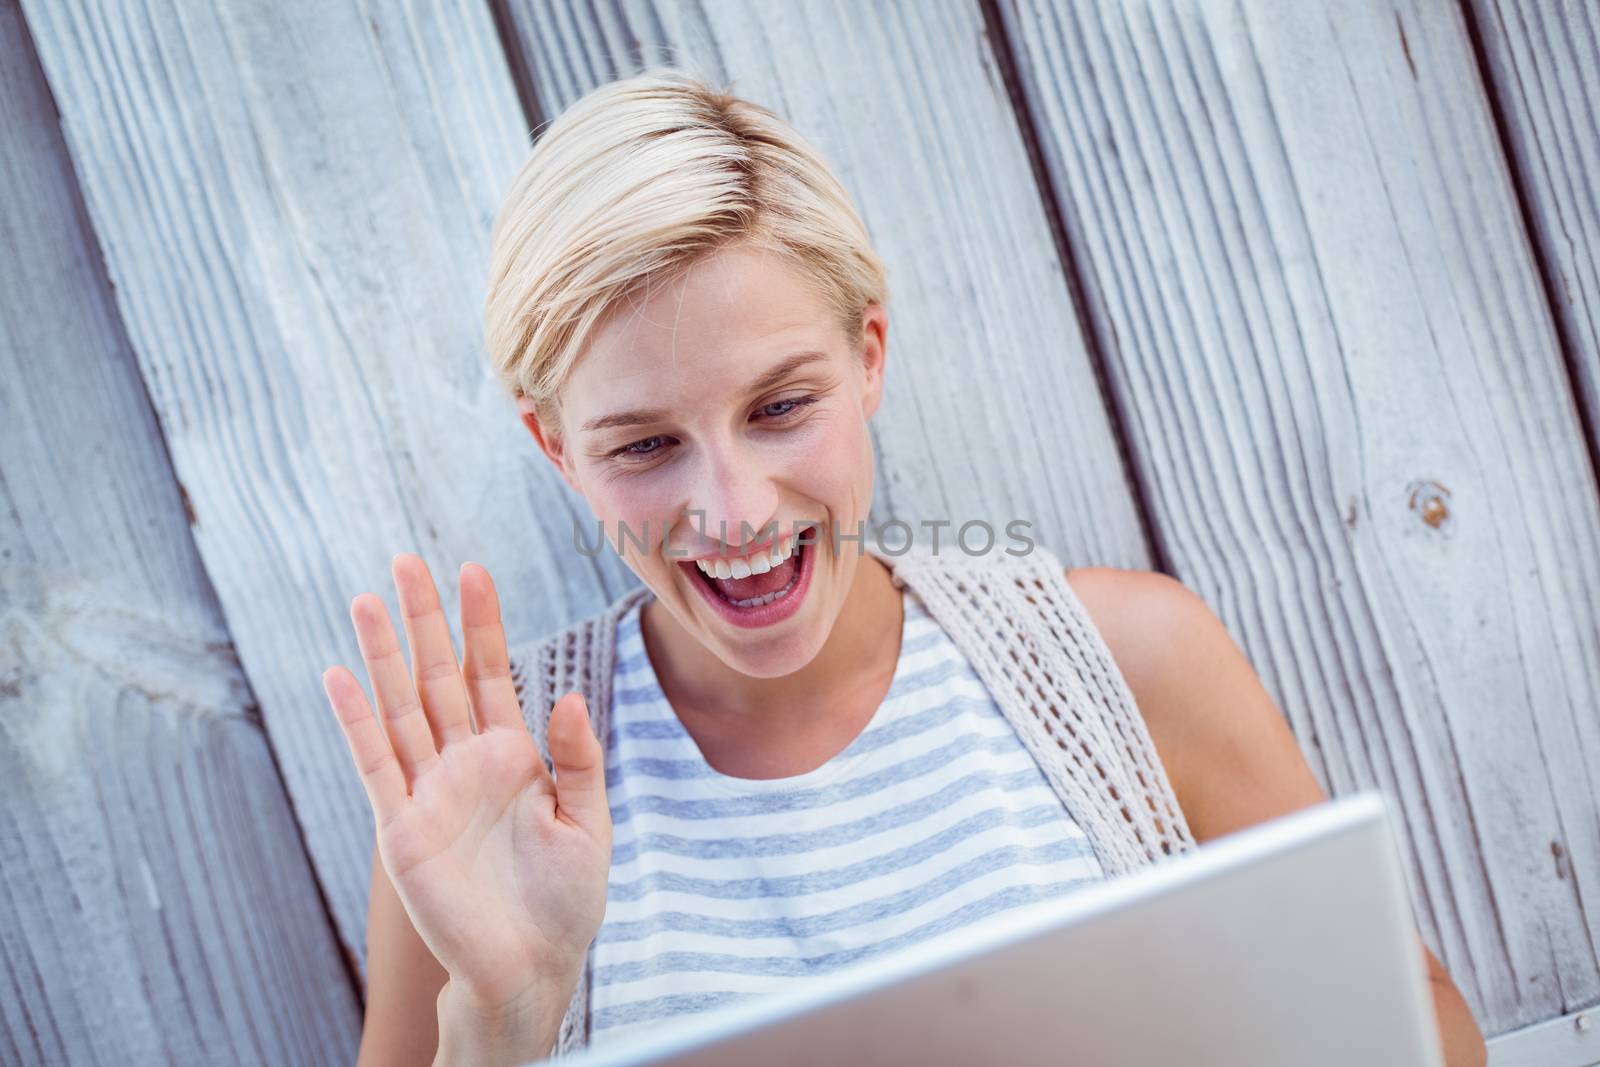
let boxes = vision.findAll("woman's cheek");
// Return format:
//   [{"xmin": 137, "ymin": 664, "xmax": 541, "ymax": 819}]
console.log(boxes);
[
  {"xmin": 653, "ymin": 467, "xmax": 717, "ymax": 551},
  {"xmin": 583, "ymin": 471, "xmax": 672, "ymax": 552},
  {"xmin": 775, "ymin": 415, "xmax": 867, "ymax": 502},
  {"xmin": 781, "ymin": 408, "xmax": 856, "ymax": 461}
]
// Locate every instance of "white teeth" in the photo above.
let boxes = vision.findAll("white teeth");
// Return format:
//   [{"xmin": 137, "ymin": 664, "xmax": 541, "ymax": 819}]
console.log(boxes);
[
  {"xmin": 689, "ymin": 526, "xmax": 815, "ymax": 610},
  {"xmin": 694, "ymin": 531, "xmax": 801, "ymax": 578},
  {"xmin": 728, "ymin": 586, "xmax": 792, "ymax": 609}
]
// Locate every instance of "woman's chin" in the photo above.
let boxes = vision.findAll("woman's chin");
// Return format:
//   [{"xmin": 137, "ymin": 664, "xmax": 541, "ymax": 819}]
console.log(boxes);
[
  {"xmin": 693, "ymin": 594, "xmax": 830, "ymax": 678},
  {"xmin": 718, "ymin": 621, "xmax": 834, "ymax": 678}
]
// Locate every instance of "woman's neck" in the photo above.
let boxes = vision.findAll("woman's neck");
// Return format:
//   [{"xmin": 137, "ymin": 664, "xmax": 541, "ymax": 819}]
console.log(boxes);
[{"xmin": 637, "ymin": 553, "xmax": 905, "ymax": 779}]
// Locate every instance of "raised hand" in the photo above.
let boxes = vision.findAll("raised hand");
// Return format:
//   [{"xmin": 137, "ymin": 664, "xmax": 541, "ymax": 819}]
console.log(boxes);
[{"xmin": 322, "ymin": 554, "xmax": 611, "ymax": 1027}]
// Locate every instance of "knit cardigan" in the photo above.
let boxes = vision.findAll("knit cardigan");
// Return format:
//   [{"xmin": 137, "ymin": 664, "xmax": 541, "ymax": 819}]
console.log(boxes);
[{"xmin": 507, "ymin": 539, "xmax": 1198, "ymax": 1056}]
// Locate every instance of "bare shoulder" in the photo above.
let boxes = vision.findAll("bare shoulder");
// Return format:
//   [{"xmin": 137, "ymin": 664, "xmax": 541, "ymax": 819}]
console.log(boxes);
[{"xmin": 1062, "ymin": 566, "xmax": 1327, "ymax": 845}]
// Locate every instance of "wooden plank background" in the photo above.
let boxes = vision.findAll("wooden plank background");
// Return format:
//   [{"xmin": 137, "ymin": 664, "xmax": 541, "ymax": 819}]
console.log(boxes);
[
  {"xmin": 0, "ymin": 1, "xmax": 359, "ymax": 1061},
  {"xmin": 1467, "ymin": 0, "xmax": 1600, "ymax": 476},
  {"xmin": 2, "ymin": 0, "xmax": 1595, "ymax": 1062},
  {"xmin": 995, "ymin": 0, "xmax": 1600, "ymax": 1037},
  {"xmin": 16, "ymin": 0, "xmax": 642, "ymax": 989}
]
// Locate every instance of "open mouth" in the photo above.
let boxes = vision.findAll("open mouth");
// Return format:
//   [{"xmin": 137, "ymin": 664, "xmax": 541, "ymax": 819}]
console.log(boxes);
[
  {"xmin": 678, "ymin": 523, "xmax": 820, "ymax": 627},
  {"xmin": 694, "ymin": 537, "xmax": 806, "ymax": 604}
]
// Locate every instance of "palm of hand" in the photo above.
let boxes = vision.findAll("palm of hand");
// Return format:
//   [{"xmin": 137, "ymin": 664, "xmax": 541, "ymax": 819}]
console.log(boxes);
[
  {"xmin": 382, "ymin": 724, "xmax": 609, "ymax": 999},
  {"xmin": 322, "ymin": 555, "xmax": 612, "ymax": 1014}
]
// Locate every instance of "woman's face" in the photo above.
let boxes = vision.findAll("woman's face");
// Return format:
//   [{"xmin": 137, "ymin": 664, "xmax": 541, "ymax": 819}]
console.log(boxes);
[{"xmin": 521, "ymin": 242, "xmax": 887, "ymax": 678}]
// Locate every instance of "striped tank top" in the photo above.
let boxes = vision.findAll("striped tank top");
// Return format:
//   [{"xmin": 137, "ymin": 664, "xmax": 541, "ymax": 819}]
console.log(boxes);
[{"xmin": 589, "ymin": 585, "xmax": 1105, "ymax": 1046}]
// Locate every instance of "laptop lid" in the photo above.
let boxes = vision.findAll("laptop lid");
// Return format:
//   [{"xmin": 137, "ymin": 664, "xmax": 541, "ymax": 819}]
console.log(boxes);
[{"xmin": 552, "ymin": 791, "xmax": 1444, "ymax": 1066}]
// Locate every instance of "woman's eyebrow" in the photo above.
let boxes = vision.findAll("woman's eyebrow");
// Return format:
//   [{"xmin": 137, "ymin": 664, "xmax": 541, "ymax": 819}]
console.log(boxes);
[
  {"xmin": 748, "ymin": 349, "xmax": 828, "ymax": 393},
  {"xmin": 579, "ymin": 349, "xmax": 829, "ymax": 434},
  {"xmin": 581, "ymin": 407, "xmax": 669, "ymax": 433}
]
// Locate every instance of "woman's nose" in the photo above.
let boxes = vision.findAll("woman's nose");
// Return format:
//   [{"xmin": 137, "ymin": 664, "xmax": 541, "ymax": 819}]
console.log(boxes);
[{"xmin": 683, "ymin": 437, "xmax": 780, "ymax": 548}]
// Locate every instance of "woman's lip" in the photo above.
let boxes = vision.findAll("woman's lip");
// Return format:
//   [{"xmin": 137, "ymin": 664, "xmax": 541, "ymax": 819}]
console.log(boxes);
[{"xmin": 672, "ymin": 522, "xmax": 819, "ymax": 564}]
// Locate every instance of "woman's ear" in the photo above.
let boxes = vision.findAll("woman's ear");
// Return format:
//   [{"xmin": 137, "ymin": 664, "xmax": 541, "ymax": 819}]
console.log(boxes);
[
  {"xmin": 517, "ymin": 395, "xmax": 581, "ymax": 494},
  {"xmin": 859, "ymin": 302, "xmax": 889, "ymax": 420}
]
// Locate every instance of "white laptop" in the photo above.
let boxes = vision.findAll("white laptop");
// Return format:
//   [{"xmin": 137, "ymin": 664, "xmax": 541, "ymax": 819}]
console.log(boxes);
[{"xmin": 549, "ymin": 791, "xmax": 1444, "ymax": 1066}]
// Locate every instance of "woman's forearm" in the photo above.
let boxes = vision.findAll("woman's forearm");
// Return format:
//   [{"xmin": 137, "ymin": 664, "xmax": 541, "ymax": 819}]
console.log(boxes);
[{"xmin": 1430, "ymin": 976, "xmax": 1488, "ymax": 1067}]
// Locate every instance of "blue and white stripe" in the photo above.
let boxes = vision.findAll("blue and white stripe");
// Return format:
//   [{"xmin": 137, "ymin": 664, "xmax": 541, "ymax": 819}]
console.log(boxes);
[{"xmin": 589, "ymin": 587, "xmax": 1104, "ymax": 1045}]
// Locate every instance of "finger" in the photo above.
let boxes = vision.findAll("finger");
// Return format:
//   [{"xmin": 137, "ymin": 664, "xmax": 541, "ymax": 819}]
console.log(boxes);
[
  {"xmin": 350, "ymin": 592, "xmax": 440, "ymax": 781},
  {"xmin": 323, "ymin": 665, "xmax": 407, "ymax": 823},
  {"xmin": 392, "ymin": 553, "xmax": 472, "ymax": 747},
  {"xmin": 548, "ymin": 692, "xmax": 609, "ymax": 838},
  {"xmin": 459, "ymin": 562, "xmax": 533, "ymax": 736}
]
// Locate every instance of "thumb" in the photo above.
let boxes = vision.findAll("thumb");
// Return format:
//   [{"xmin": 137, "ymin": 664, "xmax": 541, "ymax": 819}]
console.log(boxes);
[{"xmin": 547, "ymin": 691, "xmax": 609, "ymax": 838}]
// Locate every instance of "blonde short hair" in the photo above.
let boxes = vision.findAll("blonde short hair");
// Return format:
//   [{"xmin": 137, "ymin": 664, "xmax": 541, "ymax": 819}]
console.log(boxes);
[{"xmin": 483, "ymin": 66, "xmax": 890, "ymax": 439}]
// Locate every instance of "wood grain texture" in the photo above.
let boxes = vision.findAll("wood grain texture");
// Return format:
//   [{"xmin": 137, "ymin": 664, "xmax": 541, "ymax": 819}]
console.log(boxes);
[
  {"xmin": 0, "ymin": 2, "xmax": 360, "ymax": 1061},
  {"xmin": 996, "ymin": 0, "xmax": 1600, "ymax": 1035},
  {"xmin": 17, "ymin": 0, "xmax": 638, "ymax": 975},
  {"xmin": 500, "ymin": 0, "xmax": 1154, "ymax": 571},
  {"xmin": 1466, "ymin": 0, "xmax": 1600, "ymax": 555}
]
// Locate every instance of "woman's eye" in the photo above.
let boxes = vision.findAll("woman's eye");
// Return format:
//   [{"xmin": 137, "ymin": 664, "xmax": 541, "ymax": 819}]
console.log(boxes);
[
  {"xmin": 758, "ymin": 394, "xmax": 820, "ymax": 420},
  {"xmin": 613, "ymin": 435, "xmax": 670, "ymax": 461}
]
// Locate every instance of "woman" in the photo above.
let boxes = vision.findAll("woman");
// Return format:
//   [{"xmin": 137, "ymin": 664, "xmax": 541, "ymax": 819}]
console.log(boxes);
[{"xmin": 321, "ymin": 68, "xmax": 1486, "ymax": 1065}]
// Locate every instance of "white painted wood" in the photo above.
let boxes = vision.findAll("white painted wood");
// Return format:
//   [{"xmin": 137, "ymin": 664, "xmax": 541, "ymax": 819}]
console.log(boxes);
[
  {"xmin": 501, "ymin": 0, "xmax": 1154, "ymax": 570},
  {"xmin": 17, "ymin": 0, "xmax": 639, "ymax": 976},
  {"xmin": 997, "ymin": 0, "xmax": 1600, "ymax": 1037},
  {"xmin": 1487, "ymin": 1006, "xmax": 1600, "ymax": 1067},
  {"xmin": 0, "ymin": 2, "xmax": 360, "ymax": 1060},
  {"xmin": 17, "ymin": 0, "xmax": 1598, "ymax": 1055},
  {"xmin": 1467, "ymin": 0, "xmax": 1600, "ymax": 475}
]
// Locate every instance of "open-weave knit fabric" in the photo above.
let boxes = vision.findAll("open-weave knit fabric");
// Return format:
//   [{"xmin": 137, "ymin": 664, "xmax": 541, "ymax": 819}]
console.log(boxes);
[{"xmin": 507, "ymin": 540, "xmax": 1197, "ymax": 1057}]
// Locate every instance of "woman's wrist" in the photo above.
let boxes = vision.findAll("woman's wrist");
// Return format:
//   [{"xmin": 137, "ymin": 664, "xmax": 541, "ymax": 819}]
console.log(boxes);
[{"xmin": 432, "ymin": 974, "xmax": 574, "ymax": 1067}]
